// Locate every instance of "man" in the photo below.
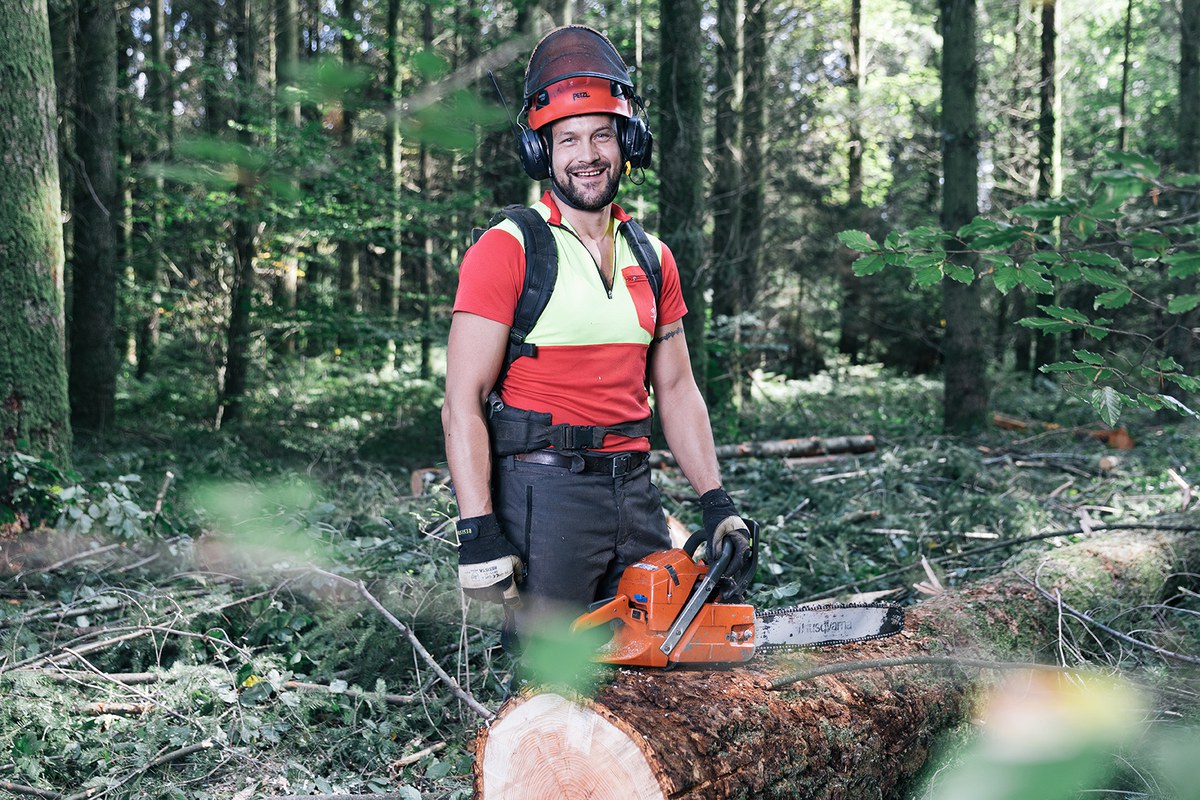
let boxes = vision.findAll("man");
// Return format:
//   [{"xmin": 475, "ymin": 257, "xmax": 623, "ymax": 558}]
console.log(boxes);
[{"xmin": 441, "ymin": 25, "xmax": 751, "ymax": 638}]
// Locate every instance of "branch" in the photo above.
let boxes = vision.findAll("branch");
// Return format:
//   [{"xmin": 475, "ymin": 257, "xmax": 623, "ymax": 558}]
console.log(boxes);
[
  {"xmin": 798, "ymin": 522, "xmax": 1200, "ymax": 604},
  {"xmin": 769, "ymin": 655, "xmax": 1082, "ymax": 689},
  {"xmin": 1017, "ymin": 571, "xmax": 1200, "ymax": 666},
  {"xmin": 0, "ymin": 780, "xmax": 61, "ymax": 799},
  {"xmin": 312, "ymin": 569, "xmax": 495, "ymax": 721},
  {"xmin": 61, "ymin": 740, "xmax": 213, "ymax": 800}
]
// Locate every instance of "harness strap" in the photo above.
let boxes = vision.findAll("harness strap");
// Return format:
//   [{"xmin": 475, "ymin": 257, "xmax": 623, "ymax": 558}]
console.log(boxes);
[{"xmin": 487, "ymin": 392, "xmax": 652, "ymax": 455}]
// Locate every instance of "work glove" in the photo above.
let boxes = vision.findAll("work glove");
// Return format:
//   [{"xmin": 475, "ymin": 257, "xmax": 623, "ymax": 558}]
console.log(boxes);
[
  {"xmin": 699, "ymin": 488, "xmax": 755, "ymax": 599},
  {"xmin": 456, "ymin": 513, "xmax": 523, "ymax": 606}
]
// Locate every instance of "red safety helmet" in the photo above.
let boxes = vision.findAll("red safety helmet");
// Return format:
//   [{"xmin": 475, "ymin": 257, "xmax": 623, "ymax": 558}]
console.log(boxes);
[{"xmin": 523, "ymin": 25, "xmax": 634, "ymax": 131}]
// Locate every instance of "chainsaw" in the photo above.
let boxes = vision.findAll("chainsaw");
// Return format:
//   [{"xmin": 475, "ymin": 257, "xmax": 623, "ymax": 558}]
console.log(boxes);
[{"xmin": 570, "ymin": 521, "xmax": 904, "ymax": 668}]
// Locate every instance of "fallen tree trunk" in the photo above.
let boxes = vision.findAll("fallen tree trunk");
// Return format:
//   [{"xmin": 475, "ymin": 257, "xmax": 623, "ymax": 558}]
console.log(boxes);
[
  {"xmin": 473, "ymin": 518, "xmax": 1200, "ymax": 799},
  {"xmin": 650, "ymin": 435, "xmax": 876, "ymax": 468}
]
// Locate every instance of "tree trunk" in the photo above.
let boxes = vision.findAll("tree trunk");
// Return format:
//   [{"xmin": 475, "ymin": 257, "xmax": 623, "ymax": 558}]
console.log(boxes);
[
  {"xmin": 136, "ymin": 0, "xmax": 167, "ymax": 380},
  {"xmin": 738, "ymin": 0, "xmax": 768, "ymax": 348},
  {"xmin": 337, "ymin": 0, "xmax": 361, "ymax": 332},
  {"xmin": 418, "ymin": 3, "xmax": 435, "ymax": 381},
  {"xmin": 219, "ymin": 0, "xmax": 258, "ymax": 426},
  {"xmin": 474, "ymin": 523, "xmax": 1200, "ymax": 798},
  {"xmin": 273, "ymin": 0, "xmax": 300, "ymax": 357},
  {"xmin": 1032, "ymin": 0, "xmax": 1059, "ymax": 371},
  {"xmin": 657, "ymin": 0, "xmax": 707, "ymax": 394},
  {"xmin": 68, "ymin": 0, "xmax": 119, "ymax": 433},
  {"xmin": 1164, "ymin": 0, "xmax": 1200, "ymax": 405},
  {"xmin": 708, "ymin": 0, "xmax": 745, "ymax": 411},
  {"xmin": 939, "ymin": 0, "xmax": 988, "ymax": 432},
  {"xmin": 1117, "ymin": 0, "xmax": 1134, "ymax": 151},
  {"xmin": 0, "ymin": 0, "xmax": 72, "ymax": 461},
  {"xmin": 50, "ymin": 0, "xmax": 75, "ymax": 273},
  {"xmin": 202, "ymin": 0, "xmax": 223, "ymax": 136},
  {"xmin": 839, "ymin": 0, "xmax": 866, "ymax": 363}
]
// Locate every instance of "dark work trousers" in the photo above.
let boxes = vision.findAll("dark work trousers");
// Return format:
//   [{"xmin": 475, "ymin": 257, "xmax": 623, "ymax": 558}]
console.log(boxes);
[{"xmin": 492, "ymin": 453, "xmax": 672, "ymax": 636}]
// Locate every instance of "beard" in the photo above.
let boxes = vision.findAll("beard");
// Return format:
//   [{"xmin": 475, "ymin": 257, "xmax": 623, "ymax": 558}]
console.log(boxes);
[{"xmin": 551, "ymin": 162, "xmax": 622, "ymax": 211}]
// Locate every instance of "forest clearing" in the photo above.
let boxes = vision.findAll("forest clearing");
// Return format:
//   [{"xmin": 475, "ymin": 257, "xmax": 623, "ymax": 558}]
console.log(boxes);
[{"xmin": 3, "ymin": 0, "xmax": 1200, "ymax": 797}]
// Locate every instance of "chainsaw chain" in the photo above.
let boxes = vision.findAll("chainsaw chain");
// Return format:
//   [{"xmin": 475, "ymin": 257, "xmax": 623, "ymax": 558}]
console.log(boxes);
[{"xmin": 753, "ymin": 602, "xmax": 905, "ymax": 653}]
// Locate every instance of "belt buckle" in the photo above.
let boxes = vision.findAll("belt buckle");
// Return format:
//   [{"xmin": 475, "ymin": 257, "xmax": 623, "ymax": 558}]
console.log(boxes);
[{"xmin": 611, "ymin": 453, "xmax": 631, "ymax": 477}]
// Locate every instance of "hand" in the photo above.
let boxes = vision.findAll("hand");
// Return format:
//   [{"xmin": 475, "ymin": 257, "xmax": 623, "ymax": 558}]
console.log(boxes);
[
  {"xmin": 456, "ymin": 513, "xmax": 523, "ymax": 605},
  {"xmin": 699, "ymin": 488, "xmax": 754, "ymax": 596}
]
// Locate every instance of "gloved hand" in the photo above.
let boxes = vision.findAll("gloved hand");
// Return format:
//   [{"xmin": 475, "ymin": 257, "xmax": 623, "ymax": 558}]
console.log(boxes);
[
  {"xmin": 456, "ymin": 513, "xmax": 523, "ymax": 605},
  {"xmin": 699, "ymin": 488, "xmax": 754, "ymax": 595}
]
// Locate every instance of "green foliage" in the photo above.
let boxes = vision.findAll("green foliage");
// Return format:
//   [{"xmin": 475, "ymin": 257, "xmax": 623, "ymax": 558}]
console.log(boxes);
[
  {"xmin": 841, "ymin": 153, "xmax": 1200, "ymax": 424},
  {"xmin": 1, "ymin": 451, "xmax": 71, "ymax": 530}
]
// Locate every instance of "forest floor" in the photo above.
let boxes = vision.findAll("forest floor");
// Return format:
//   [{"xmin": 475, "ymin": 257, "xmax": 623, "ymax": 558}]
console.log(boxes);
[{"xmin": 2, "ymin": 358, "xmax": 1199, "ymax": 799}]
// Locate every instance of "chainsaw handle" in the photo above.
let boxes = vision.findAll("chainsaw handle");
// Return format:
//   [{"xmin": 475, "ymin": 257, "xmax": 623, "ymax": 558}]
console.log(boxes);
[{"xmin": 569, "ymin": 595, "xmax": 629, "ymax": 633}]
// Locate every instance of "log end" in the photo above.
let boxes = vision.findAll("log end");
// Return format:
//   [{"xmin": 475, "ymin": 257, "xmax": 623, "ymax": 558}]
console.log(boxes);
[{"xmin": 476, "ymin": 691, "xmax": 667, "ymax": 800}]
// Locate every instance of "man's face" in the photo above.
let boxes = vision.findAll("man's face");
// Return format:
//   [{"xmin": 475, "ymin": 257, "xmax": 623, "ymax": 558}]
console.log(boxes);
[{"xmin": 547, "ymin": 114, "xmax": 622, "ymax": 211}]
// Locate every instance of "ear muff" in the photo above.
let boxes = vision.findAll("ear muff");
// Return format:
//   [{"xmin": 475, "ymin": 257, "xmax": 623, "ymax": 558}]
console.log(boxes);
[
  {"xmin": 617, "ymin": 114, "xmax": 653, "ymax": 170},
  {"xmin": 516, "ymin": 126, "xmax": 551, "ymax": 180}
]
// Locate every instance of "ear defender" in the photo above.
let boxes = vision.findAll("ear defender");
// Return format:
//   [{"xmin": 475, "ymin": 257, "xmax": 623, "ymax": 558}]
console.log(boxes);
[
  {"xmin": 516, "ymin": 126, "xmax": 551, "ymax": 181},
  {"xmin": 617, "ymin": 113, "xmax": 653, "ymax": 170}
]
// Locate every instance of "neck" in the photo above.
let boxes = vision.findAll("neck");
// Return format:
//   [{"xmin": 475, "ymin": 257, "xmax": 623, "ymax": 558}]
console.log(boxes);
[{"xmin": 552, "ymin": 184, "xmax": 613, "ymax": 239}]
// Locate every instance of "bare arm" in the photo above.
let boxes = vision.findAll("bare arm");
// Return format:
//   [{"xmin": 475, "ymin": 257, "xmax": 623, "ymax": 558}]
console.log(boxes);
[
  {"xmin": 441, "ymin": 312, "xmax": 510, "ymax": 518},
  {"xmin": 648, "ymin": 322, "xmax": 722, "ymax": 496}
]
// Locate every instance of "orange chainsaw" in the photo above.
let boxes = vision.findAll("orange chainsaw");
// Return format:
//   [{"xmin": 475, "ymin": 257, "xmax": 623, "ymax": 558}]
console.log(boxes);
[{"xmin": 571, "ymin": 522, "xmax": 904, "ymax": 668}]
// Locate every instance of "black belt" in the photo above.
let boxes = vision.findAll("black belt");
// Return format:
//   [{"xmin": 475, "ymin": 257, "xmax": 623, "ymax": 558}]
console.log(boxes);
[{"xmin": 512, "ymin": 449, "xmax": 649, "ymax": 477}]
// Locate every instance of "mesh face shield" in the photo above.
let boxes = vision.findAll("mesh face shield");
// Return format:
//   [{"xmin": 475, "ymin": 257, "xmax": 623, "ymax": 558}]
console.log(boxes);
[{"xmin": 523, "ymin": 25, "xmax": 634, "ymax": 130}]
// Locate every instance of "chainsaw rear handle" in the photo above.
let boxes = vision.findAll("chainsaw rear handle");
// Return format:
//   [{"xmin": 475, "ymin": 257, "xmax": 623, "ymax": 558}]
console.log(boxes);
[
  {"xmin": 569, "ymin": 594, "xmax": 629, "ymax": 633},
  {"xmin": 683, "ymin": 519, "xmax": 760, "ymax": 602}
]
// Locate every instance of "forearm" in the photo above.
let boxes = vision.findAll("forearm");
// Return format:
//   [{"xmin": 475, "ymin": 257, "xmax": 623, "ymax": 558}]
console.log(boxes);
[
  {"xmin": 658, "ymin": 383, "xmax": 723, "ymax": 498},
  {"xmin": 442, "ymin": 399, "xmax": 494, "ymax": 519}
]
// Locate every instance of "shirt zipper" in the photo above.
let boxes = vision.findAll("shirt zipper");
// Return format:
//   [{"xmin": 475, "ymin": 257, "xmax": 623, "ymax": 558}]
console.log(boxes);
[{"xmin": 551, "ymin": 220, "xmax": 620, "ymax": 299}]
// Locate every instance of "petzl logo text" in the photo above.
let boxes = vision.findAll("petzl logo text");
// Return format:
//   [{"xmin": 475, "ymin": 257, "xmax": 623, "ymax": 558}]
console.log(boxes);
[{"xmin": 572, "ymin": 91, "xmax": 591, "ymax": 101}]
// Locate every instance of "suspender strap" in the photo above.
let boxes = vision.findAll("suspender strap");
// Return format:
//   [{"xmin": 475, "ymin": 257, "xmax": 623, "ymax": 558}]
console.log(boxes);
[{"xmin": 618, "ymin": 219, "xmax": 662, "ymax": 303}]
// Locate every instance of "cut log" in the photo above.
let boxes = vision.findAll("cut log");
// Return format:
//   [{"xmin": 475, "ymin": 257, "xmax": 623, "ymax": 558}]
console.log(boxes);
[
  {"xmin": 474, "ymin": 518, "xmax": 1200, "ymax": 799},
  {"xmin": 650, "ymin": 435, "xmax": 876, "ymax": 468}
]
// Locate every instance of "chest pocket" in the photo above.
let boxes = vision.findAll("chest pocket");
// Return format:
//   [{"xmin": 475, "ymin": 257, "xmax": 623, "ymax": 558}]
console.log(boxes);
[{"xmin": 622, "ymin": 266, "xmax": 657, "ymax": 335}]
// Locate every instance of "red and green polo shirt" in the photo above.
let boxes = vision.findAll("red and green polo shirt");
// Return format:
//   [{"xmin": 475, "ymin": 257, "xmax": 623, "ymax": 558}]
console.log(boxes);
[{"xmin": 452, "ymin": 192, "xmax": 689, "ymax": 452}]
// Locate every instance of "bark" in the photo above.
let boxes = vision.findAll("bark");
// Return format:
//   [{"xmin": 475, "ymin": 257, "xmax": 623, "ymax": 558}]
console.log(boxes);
[
  {"xmin": 474, "ymin": 522, "xmax": 1200, "ymax": 799},
  {"xmin": 1032, "ymin": 0, "xmax": 1059, "ymax": 370},
  {"xmin": 939, "ymin": 0, "xmax": 988, "ymax": 432},
  {"xmin": 219, "ymin": 0, "xmax": 258, "ymax": 426},
  {"xmin": 136, "ymin": 0, "xmax": 167, "ymax": 379},
  {"xmin": 738, "ymin": 0, "xmax": 768, "ymax": 323},
  {"xmin": 1117, "ymin": 0, "xmax": 1134, "ymax": 152},
  {"xmin": 383, "ymin": 0, "xmax": 403, "ymax": 322},
  {"xmin": 650, "ymin": 435, "xmax": 876, "ymax": 467},
  {"xmin": 839, "ymin": 0, "xmax": 866, "ymax": 363},
  {"xmin": 273, "ymin": 0, "xmax": 300, "ymax": 356},
  {"xmin": 657, "ymin": 0, "xmax": 707, "ymax": 392},
  {"xmin": 0, "ymin": 0, "xmax": 72, "ymax": 461},
  {"xmin": 418, "ymin": 3, "xmax": 435, "ymax": 380},
  {"xmin": 68, "ymin": 0, "xmax": 119, "ymax": 432},
  {"xmin": 337, "ymin": 0, "xmax": 361, "ymax": 326},
  {"xmin": 708, "ymin": 0, "xmax": 745, "ymax": 410}
]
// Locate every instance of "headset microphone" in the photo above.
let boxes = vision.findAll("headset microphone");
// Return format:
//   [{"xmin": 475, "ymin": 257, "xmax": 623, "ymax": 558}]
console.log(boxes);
[{"xmin": 489, "ymin": 70, "xmax": 551, "ymax": 180}]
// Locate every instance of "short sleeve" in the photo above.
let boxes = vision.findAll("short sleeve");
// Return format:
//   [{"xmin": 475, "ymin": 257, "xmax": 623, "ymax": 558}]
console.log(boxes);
[
  {"xmin": 655, "ymin": 240, "xmax": 688, "ymax": 327},
  {"xmin": 452, "ymin": 226, "xmax": 525, "ymax": 325}
]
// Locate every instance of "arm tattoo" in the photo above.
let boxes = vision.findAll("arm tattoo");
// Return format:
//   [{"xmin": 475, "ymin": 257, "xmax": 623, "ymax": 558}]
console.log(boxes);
[{"xmin": 652, "ymin": 325, "xmax": 684, "ymax": 344}]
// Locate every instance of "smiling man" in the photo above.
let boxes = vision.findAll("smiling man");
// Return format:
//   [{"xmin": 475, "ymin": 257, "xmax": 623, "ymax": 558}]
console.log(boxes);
[{"xmin": 441, "ymin": 26, "xmax": 755, "ymax": 651}]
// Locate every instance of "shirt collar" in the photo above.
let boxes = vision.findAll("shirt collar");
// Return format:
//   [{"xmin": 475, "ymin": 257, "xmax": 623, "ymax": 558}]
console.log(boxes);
[{"xmin": 539, "ymin": 190, "xmax": 632, "ymax": 226}]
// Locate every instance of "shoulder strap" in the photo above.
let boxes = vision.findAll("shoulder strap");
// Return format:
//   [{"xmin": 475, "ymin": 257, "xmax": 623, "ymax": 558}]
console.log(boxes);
[
  {"xmin": 618, "ymin": 219, "xmax": 662, "ymax": 307},
  {"xmin": 485, "ymin": 205, "xmax": 558, "ymax": 393}
]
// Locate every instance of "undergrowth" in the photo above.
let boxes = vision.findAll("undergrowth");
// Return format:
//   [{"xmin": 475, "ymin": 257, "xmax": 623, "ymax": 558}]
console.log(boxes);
[{"xmin": 2, "ymin": 358, "xmax": 1199, "ymax": 798}]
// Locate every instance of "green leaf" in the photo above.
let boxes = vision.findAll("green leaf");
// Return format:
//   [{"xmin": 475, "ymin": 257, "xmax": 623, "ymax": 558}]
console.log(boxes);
[
  {"xmin": 1164, "ymin": 252, "xmax": 1200, "ymax": 279},
  {"xmin": 838, "ymin": 230, "xmax": 876, "ymax": 253},
  {"xmin": 1073, "ymin": 350, "xmax": 1104, "ymax": 365},
  {"xmin": 914, "ymin": 265, "xmax": 943, "ymax": 286},
  {"xmin": 1038, "ymin": 305, "xmax": 1089, "ymax": 323},
  {"xmin": 1019, "ymin": 270, "xmax": 1055, "ymax": 294},
  {"xmin": 1158, "ymin": 394, "xmax": 1200, "ymax": 419},
  {"xmin": 980, "ymin": 254, "xmax": 1014, "ymax": 267},
  {"xmin": 1012, "ymin": 199, "xmax": 1076, "ymax": 220},
  {"xmin": 1101, "ymin": 150, "xmax": 1162, "ymax": 177},
  {"xmin": 956, "ymin": 216, "xmax": 1001, "ymax": 239},
  {"xmin": 904, "ymin": 226, "xmax": 951, "ymax": 247},
  {"xmin": 1130, "ymin": 232, "xmax": 1170, "ymax": 261},
  {"xmin": 1093, "ymin": 288, "xmax": 1132, "ymax": 309},
  {"xmin": 908, "ymin": 254, "xmax": 945, "ymax": 269},
  {"xmin": 1041, "ymin": 361, "xmax": 1095, "ymax": 373},
  {"xmin": 993, "ymin": 265, "xmax": 1021, "ymax": 293},
  {"xmin": 1050, "ymin": 262, "xmax": 1083, "ymax": 282},
  {"xmin": 1018, "ymin": 318, "xmax": 1074, "ymax": 334},
  {"xmin": 944, "ymin": 263, "xmax": 975, "ymax": 284},
  {"xmin": 851, "ymin": 254, "xmax": 886, "ymax": 276},
  {"xmin": 972, "ymin": 226, "xmax": 1034, "ymax": 249},
  {"xmin": 1070, "ymin": 251, "xmax": 1122, "ymax": 268},
  {"xmin": 1167, "ymin": 294, "xmax": 1200, "ymax": 314},
  {"xmin": 1158, "ymin": 356, "xmax": 1183, "ymax": 372},
  {"xmin": 1091, "ymin": 387, "xmax": 1123, "ymax": 427},
  {"xmin": 1135, "ymin": 393, "xmax": 1165, "ymax": 411},
  {"xmin": 1078, "ymin": 267, "xmax": 1126, "ymax": 289}
]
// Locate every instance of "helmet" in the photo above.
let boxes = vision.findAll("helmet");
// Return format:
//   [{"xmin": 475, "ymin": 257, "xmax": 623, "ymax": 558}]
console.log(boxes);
[
  {"xmin": 515, "ymin": 25, "xmax": 653, "ymax": 180},
  {"xmin": 523, "ymin": 26, "xmax": 634, "ymax": 131}
]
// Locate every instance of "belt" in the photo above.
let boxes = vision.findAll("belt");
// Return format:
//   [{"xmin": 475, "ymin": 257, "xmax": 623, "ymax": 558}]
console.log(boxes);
[{"xmin": 512, "ymin": 449, "xmax": 649, "ymax": 477}]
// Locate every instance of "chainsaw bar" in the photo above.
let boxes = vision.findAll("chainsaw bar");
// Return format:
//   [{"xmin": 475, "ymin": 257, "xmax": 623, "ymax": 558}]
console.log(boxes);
[{"xmin": 754, "ymin": 602, "xmax": 905, "ymax": 652}]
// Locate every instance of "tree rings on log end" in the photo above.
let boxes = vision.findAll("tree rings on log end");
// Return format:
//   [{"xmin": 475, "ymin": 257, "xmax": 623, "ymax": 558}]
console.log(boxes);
[{"xmin": 476, "ymin": 692, "xmax": 667, "ymax": 800}]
